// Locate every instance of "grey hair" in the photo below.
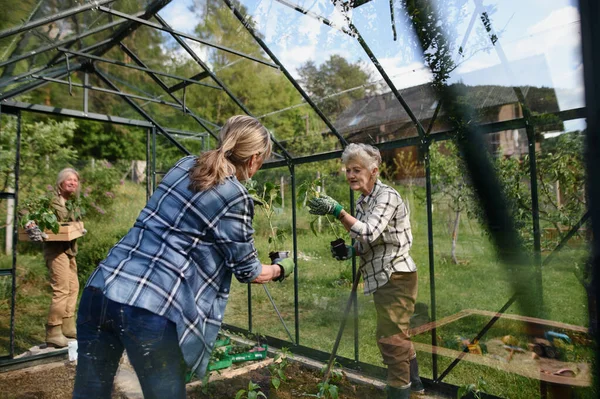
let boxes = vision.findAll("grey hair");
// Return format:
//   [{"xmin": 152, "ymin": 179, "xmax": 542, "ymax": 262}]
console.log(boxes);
[
  {"xmin": 56, "ymin": 168, "xmax": 80, "ymax": 196},
  {"xmin": 341, "ymin": 143, "xmax": 382, "ymax": 172}
]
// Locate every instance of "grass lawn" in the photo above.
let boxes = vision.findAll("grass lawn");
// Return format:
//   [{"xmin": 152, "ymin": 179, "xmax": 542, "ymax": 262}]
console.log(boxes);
[{"xmin": 1, "ymin": 180, "xmax": 594, "ymax": 398}]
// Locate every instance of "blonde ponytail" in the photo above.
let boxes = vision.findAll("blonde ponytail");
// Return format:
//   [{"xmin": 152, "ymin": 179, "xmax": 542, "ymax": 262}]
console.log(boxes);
[{"xmin": 189, "ymin": 115, "xmax": 271, "ymax": 192}]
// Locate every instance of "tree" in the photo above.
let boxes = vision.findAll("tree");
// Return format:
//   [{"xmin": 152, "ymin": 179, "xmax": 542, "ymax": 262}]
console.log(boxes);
[
  {"xmin": 298, "ymin": 55, "xmax": 371, "ymax": 122},
  {"xmin": 429, "ymin": 140, "xmax": 473, "ymax": 264},
  {"xmin": 71, "ymin": 120, "xmax": 145, "ymax": 162},
  {"xmin": 0, "ymin": 117, "xmax": 78, "ymax": 198}
]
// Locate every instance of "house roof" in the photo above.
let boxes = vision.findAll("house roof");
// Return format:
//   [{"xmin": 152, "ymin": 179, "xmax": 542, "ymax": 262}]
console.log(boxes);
[{"xmin": 333, "ymin": 83, "xmax": 560, "ymax": 137}]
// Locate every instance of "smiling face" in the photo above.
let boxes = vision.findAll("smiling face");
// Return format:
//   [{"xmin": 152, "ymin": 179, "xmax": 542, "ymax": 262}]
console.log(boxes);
[
  {"xmin": 59, "ymin": 173, "xmax": 79, "ymax": 198},
  {"xmin": 345, "ymin": 160, "xmax": 377, "ymax": 195}
]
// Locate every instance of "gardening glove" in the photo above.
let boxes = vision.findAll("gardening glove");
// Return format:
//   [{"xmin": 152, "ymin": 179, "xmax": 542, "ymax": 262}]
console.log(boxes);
[
  {"xmin": 331, "ymin": 245, "xmax": 355, "ymax": 261},
  {"xmin": 307, "ymin": 195, "xmax": 343, "ymax": 218},
  {"xmin": 273, "ymin": 258, "xmax": 295, "ymax": 282}
]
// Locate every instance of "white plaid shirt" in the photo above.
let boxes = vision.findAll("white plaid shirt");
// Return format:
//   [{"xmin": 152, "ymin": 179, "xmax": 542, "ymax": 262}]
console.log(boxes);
[
  {"xmin": 87, "ymin": 156, "xmax": 262, "ymax": 377},
  {"xmin": 349, "ymin": 179, "xmax": 417, "ymax": 295}
]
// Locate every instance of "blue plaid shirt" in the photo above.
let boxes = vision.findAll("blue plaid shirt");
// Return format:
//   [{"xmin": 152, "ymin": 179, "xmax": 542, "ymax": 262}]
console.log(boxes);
[{"xmin": 87, "ymin": 155, "xmax": 262, "ymax": 376}]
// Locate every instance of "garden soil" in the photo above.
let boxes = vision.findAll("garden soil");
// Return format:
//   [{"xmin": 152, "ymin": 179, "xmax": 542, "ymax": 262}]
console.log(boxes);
[{"xmin": 0, "ymin": 356, "xmax": 447, "ymax": 399}]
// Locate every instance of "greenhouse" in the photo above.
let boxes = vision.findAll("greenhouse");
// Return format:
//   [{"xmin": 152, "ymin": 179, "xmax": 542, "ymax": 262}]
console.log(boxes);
[{"xmin": 0, "ymin": 0, "xmax": 598, "ymax": 398}]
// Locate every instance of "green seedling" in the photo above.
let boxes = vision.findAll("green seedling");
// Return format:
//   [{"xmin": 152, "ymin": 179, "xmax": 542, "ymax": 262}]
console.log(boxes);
[
  {"xmin": 316, "ymin": 381, "xmax": 339, "ymax": 399},
  {"xmin": 457, "ymin": 376, "xmax": 488, "ymax": 399},
  {"xmin": 268, "ymin": 347, "xmax": 293, "ymax": 390},
  {"xmin": 320, "ymin": 361, "xmax": 344, "ymax": 384},
  {"xmin": 235, "ymin": 381, "xmax": 266, "ymax": 399}
]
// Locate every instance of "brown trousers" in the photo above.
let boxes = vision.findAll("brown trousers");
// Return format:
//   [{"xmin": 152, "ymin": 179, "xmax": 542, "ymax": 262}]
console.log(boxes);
[
  {"xmin": 45, "ymin": 252, "xmax": 79, "ymax": 326},
  {"xmin": 373, "ymin": 271, "xmax": 418, "ymax": 388}
]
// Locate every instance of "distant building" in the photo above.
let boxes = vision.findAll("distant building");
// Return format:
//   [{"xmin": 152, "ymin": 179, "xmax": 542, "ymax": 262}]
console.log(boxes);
[
  {"xmin": 333, "ymin": 83, "xmax": 560, "ymax": 182},
  {"xmin": 332, "ymin": 55, "xmax": 562, "ymax": 183}
]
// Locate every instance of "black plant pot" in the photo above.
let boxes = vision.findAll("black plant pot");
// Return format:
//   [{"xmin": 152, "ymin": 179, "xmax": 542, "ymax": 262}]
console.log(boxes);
[
  {"xmin": 269, "ymin": 251, "xmax": 289, "ymax": 264},
  {"xmin": 330, "ymin": 238, "xmax": 348, "ymax": 258}
]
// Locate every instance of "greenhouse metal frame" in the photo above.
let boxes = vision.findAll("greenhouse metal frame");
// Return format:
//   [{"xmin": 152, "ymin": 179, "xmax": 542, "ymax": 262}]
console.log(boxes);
[{"xmin": 0, "ymin": 0, "xmax": 598, "ymax": 397}]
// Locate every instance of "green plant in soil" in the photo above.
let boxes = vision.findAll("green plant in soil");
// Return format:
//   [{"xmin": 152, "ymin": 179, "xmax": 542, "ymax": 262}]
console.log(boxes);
[
  {"xmin": 314, "ymin": 381, "xmax": 339, "ymax": 399},
  {"xmin": 457, "ymin": 376, "xmax": 488, "ymax": 399},
  {"xmin": 320, "ymin": 360, "xmax": 345, "ymax": 384},
  {"xmin": 235, "ymin": 381, "xmax": 267, "ymax": 399},
  {"xmin": 268, "ymin": 347, "xmax": 293, "ymax": 390}
]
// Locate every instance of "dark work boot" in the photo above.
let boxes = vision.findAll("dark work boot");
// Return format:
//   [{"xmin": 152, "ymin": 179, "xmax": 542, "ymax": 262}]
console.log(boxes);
[
  {"xmin": 386, "ymin": 385, "xmax": 411, "ymax": 399},
  {"xmin": 410, "ymin": 357, "xmax": 425, "ymax": 394}
]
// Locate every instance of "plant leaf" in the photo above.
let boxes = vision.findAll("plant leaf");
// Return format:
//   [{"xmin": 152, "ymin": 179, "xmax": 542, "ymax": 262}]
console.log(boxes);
[{"xmin": 271, "ymin": 377, "xmax": 280, "ymax": 389}]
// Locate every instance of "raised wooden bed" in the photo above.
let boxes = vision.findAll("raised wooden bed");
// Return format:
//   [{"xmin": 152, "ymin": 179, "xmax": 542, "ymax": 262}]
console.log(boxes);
[
  {"xmin": 409, "ymin": 309, "xmax": 592, "ymax": 389},
  {"xmin": 18, "ymin": 221, "xmax": 85, "ymax": 242}
]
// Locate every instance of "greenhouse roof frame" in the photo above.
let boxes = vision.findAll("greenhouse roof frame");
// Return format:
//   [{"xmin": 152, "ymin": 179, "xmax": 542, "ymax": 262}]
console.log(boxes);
[{"xmin": 1, "ymin": 0, "xmax": 598, "ymax": 397}]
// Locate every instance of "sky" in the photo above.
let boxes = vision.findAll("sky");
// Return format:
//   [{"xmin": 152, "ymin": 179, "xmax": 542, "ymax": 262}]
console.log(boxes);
[{"xmin": 160, "ymin": 0, "xmax": 585, "ymax": 131}]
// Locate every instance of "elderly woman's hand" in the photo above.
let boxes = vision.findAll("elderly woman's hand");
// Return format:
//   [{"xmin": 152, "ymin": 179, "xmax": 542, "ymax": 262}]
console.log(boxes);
[{"xmin": 307, "ymin": 195, "xmax": 343, "ymax": 218}]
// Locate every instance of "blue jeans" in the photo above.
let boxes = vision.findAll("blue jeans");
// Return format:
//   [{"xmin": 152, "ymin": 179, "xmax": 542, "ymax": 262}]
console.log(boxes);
[{"xmin": 72, "ymin": 286, "xmax": 186, "ymax": 399}]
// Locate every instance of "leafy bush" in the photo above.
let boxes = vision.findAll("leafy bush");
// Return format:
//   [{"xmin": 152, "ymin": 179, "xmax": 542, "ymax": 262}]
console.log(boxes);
[
  {"xmin": 79, "ymin": 160, "xmax": 122, "ymax": 217},
  {"xmin": 76, "ymin": 227, "xmax": 128, "ymax": 283}
]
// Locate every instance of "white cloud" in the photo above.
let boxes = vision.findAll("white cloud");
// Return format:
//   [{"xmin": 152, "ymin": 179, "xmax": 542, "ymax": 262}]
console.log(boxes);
[
  {"xmin": 159, "ymin": 1, "xmax": 198, "ymax": 34},
  {"xmin": 527, "ymin": 6, "xmax": 580, "ymax": 35},
  {"xmin": 366, "ymin": 59, "xmax": 433, "ymax": 90}
]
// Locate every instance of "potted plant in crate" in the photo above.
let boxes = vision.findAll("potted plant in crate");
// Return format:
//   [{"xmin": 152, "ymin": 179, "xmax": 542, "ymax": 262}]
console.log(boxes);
[
  {"xmin": 18, "ymin": 194, "xmax": 85, "ymax": 242},
  {"xmin": 246, "ymin": 180, "xmax": 289, "ymax": 263},
  {"xmin": 298, "ymin": 178, "xmax": 351, "ymax": 260}
]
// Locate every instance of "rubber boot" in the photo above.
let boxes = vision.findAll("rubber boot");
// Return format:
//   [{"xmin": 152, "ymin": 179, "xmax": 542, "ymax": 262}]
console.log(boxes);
[
  {"xmin": 45, "ymin": 324, "xmax": 69, "ymax": 348},
  {"xmin": 62, "ymin": 316, "xmax": 77, "ymax": 339},
  {"xmin": 386, "ymin": 385, "xmax": 411, "ymax": 399},
  {"xmin": 410, "ymin": 357, "xmax": 425, "ymax": 394}
]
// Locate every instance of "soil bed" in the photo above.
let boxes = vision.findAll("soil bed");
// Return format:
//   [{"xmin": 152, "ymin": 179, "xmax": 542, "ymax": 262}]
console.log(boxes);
[{"xmin": 188, "ymin": 361, "xmax": 387, "ymax": 399}]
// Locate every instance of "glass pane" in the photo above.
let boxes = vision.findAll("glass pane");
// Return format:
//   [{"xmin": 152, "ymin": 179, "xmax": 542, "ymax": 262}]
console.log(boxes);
[{"xmin": 224, "ymin": 166, "xmax": 295, "ymax": 342}]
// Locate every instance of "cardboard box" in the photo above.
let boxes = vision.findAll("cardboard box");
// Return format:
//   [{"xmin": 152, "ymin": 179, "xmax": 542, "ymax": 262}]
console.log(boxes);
[{"xmin": 18, "ymin": 221, "xmax": 85, "ymax": 242}]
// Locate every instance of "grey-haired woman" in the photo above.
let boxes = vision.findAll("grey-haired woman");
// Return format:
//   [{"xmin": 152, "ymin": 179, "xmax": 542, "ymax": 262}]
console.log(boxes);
[
  {"xmin": 308, "ymin": 143, "xmax": 424, "ymax": 399},
  {"xmin": 44, "ymin": 168, "xmax": 81, "ymax": 348}
]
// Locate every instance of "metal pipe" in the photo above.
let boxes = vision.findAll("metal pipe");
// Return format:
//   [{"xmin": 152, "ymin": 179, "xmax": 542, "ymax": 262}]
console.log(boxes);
[
  {"xmin": 248, "ymin": 284, "xmax": 253, "ymax": 333},
  {"xmin": 153, "ymin": 13, "xmax": 293, "ymax": 161},
  {"xmin": 97, "ymin": 5, "xmax": 279, "ymax": 69},
  {"xmin": 0, "ymin": 0, "xmax": 117, "ymax": 40},
  {"xmin": 542, "ymin": 212, "xmax": 590, "ymax": 267},
  {"xmin": 58, "ymin": 47, "xmax": 222, "ymax": 90},
  {"xmin": 94, "ymin": 68, "xmax": 191, "ymax": 155},
  {"xmin": 91, "ymin": 0, "xmax": 173, "ymax": 58},
  {"xmin": 0, "ymin": 17, "xmax": 135, "ymax": 69},
  {"xmin": 83, "ymin": 72, "xmax": 89, "ymax": 114},
  {"xmin": 1, "ymin": 100, "xmax": 154, "ymax": 127},
  {"xmin": 291, "ymin": 164, "xmax": 300, "ymax": 345},
  {"xmin": 31, "ymin": 74, "xmax": 187, "ymax": 109},
  {"xmin": 273, "ymin": 0, "xmax": 354, "ymax": 37},
  {"xmin": 345, "ymin": 21, "xmax": 426, "ymax": 138},
  {"xmin": 322, "ymin": 268, "xmax": 362, "ymax": 382},
  {"xmin": 579, "ymin": 3, "xmax": 600, "ymax": 387},
  {"xmin": 118, "ymin": 43, "xmax": 220, "ymax": 140},
  {"xmin": 435, "ymin": 295, "xmax": 517, "ymax": 383},
  {"xmin": 10, "ymin": 110, "xmax": 21, "ymax": 359},
  {"xmin": 262, "ymin": 285, "xmax": 295, "ymax": 343},
  {"xmin": 146, "ymin": 128, "xmax": 151, "ymax": 202},
  {"xmin": 152, "ymin": 126, "xmax": 157, "ymax": 193},
  {"xmin": 424, "ymin": 142, "xmax": 437, "ymax": 379},
  {"xmin": 350, "ymin": 189, "xmax": 359, "ymax": 363},
  {"xmin": 220, "ymin": 0, "xmax": 348, "ymax": 148}
]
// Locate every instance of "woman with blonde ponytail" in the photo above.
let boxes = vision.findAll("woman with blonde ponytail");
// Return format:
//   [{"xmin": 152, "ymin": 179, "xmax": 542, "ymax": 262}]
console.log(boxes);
[{"xmin": 74, "ymin": 115, "xmax": 294, "ymax": 399}]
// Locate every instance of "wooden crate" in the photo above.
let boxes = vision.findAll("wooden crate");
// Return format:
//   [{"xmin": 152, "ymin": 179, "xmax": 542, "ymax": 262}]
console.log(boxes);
[{"xmin": 18, "ymin": 221, "xmax": 85, "ymax": 242}]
